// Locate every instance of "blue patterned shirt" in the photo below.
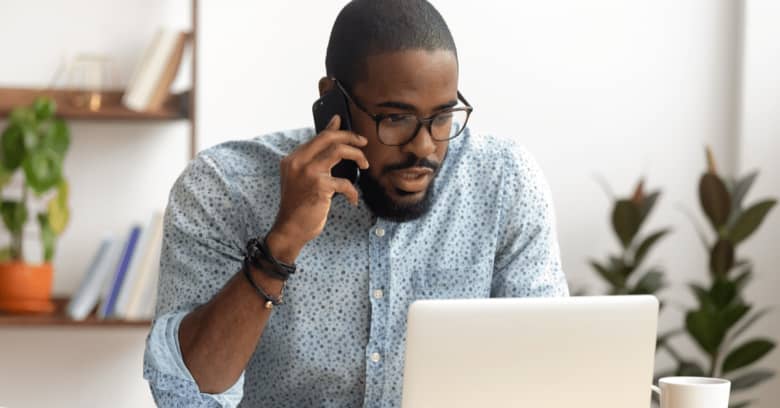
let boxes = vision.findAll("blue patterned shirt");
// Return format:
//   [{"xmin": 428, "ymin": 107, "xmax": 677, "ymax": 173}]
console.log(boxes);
[{"xmin": 143, "ymin": 127, "xmax": 568, "ymax": 407}]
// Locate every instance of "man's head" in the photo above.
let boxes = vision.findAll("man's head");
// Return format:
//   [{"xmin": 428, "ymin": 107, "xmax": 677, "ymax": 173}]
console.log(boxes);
[{"xmin": 321, "ymin": 0, "xmax": 461, "ymax": 222}]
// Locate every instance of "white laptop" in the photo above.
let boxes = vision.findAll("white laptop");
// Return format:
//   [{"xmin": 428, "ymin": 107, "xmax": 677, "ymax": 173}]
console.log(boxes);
[{"xmin": 401, "ymin": 295, "xmax": 659, "ymax": 408}]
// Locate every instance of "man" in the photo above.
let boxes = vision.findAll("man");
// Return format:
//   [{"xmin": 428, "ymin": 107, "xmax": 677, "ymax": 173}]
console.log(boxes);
[{"xmin": 143, "ymin": 1, "xmax": 568, "ymax": 407}]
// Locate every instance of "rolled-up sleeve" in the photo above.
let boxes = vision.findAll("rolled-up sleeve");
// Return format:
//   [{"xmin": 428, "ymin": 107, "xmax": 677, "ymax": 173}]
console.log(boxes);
[
  {"xmin": 491, "ymin": 142, "xmax": 569, "ymax": 298},
  {"xmin": 143, "ymin": 152, "xmax": 250, "ymax": 407}
]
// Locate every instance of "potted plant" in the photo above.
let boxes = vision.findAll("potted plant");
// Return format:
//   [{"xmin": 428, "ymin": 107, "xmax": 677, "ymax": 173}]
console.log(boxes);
[
  {"xmin": 658, "ymin": 147, "xmax": 776, "ymax": 408},
  {"xmin": 0, "ymin": 97, "xmax": 70, "ymax": 313}
]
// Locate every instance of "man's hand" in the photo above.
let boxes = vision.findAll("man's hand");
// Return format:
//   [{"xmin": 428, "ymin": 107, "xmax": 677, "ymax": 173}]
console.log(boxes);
[{"xmin": 266, "ymin": 115, "xmax": 370, "ymax": 263}]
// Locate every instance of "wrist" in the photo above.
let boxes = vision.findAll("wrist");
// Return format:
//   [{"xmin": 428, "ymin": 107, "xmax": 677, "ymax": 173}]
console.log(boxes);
[{"xmin": 265, "ymin": 227, "xmax": 303, "ymax": 265}]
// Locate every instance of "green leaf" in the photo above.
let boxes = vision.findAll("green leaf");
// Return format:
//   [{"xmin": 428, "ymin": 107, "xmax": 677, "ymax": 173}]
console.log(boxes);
[
  {"xmin": 22, "ymin": 148, "xmax": 62, "ymax": 194},
  {"xmin": 32, "ymin": 97, "xmax": 56, "ymax": 121},
  {"xmin": 722, "ymin": 304, "xmax": 751, "ymax": 333},
  {"xmin": 729, "ymin": 369, "xmax": 775, "ymax": 391},
  {"xmin": 699, "ymin": 173, "xmax": 732, "ymax": 229},
  {"xmin": 0, "ymin": 160, "xmax": 11, "ymax": 188},
  {"xmin": 47, "ymin": 194, "xmax": 69, "ymax": 235},
  {"xmin": 629, "ymin": 270, "xmax": 665, "ymax": 295},
  {"xmin": 590, "ymin": 260, "xmax": 623, "ymax": 288},
  {"xmin": 730, "ymin": 171, "xmax": 759, "ymax": 211},
  {"xmin": 728, "ymin": 200, "xmax": 776, "ymax": 244},
  {"xmin": 0, "ymin": 200, "xmax": 28, "ymax": 234},
  {"xmin": 633, "ymin": 229, "xmax": 670, "ymax": 268},
  {"xmin": 723, "ymin": 339, "xmax": 776, "ymax": 374},
  {"xmin": 675, "ymin": 361, "xmax": 706, "ymax": 376},
  {"xmin": 1, "ymin": 124, "xmax": 26, "ymax": 170},
  {"xmin": 686, "ymin": 310, "xmax": 723, "ymax": 355},
  {"xmin": 710, "ymin": 239, "xmax": 735, "ymax": 278},
  {"xmin": 690, "ymin": 283, "xmax": 715, "ymax": 311},
  {"xmin": 727, "ymin": 308, "xmax": 772, "ymax": 346},
  {"xmin": 733, "ymin": 267, "xmax": 753, "ymax": 291},
  {"xmin": 639, "ymin": 191, "xmax": 661, "ymax": 225},
  {"xmin": 729, "ymin": 402, "xmax": 753, "ymax": 408},
  {"xmin": 41, "ymin": 118, "xmax": 70, "ymax": 156},
  {"xmin": 38, "ymin": 213, "xmax": 56, "ymax": 262},
  {"xmin": 711, "ymin": 278, "xmax": 738, "ymax": 308},
  {"xmin": 612, "ymin": 200, "xmax": 641, "ymax": 248}
]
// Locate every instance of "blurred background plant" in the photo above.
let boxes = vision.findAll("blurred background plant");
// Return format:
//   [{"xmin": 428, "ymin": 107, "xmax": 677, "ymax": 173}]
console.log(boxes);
[
  {"xmin": 588, "ymin": 178, "xmax": 671, "ymax": 297},
  {"xmin": 657, "ymin": 147, "xmax": 776, "ymax": 408}
]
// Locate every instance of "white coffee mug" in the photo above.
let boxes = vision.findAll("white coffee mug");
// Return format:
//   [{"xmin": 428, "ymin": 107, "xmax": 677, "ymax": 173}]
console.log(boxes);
[{"xmin": 651, "ymin": 376, "xmax": 731, "ymax": 408}]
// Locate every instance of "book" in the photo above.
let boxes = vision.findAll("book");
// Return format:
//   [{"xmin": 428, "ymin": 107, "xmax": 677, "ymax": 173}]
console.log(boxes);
[
  {"xmin": 127, "ymin": 227, "xmax": 163, "ymax": 321},
  {"xmin": 122, "ymin": 29, "xmax": 188, "ymax": 111},
  {"xmin": 65, "ymin": 236, "xmax": 115, "ymax": 320},
  {"xmin": 116, "ymin": 211, "xmax": 164, "ymax": 320},
  {"xmin": 98, "ymin": 225, "xmax": 142, "ymax": 318}
]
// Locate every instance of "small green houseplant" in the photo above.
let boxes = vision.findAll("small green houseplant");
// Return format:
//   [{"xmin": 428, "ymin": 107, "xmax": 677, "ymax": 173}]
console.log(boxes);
[{"xmin": 0, "ymin": 97, "xmax": 70, "ymax": 313}]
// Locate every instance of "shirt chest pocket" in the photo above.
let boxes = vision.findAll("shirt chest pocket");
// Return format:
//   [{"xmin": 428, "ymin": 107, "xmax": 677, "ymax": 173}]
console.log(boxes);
[{"xmin": 411, "ymin": 263, "xmax": 493, "ymax": 300}]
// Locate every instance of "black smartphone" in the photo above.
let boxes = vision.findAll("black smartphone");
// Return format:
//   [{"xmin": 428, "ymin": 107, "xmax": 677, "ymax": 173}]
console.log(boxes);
[{"xmin": 312, "ymin": 87, "xmax": 360, "ymax": 185}]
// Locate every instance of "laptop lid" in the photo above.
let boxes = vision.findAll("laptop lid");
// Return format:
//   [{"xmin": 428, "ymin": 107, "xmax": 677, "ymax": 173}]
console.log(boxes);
[{"xmin": 401, "ymin": 295, "xmax": 659, "ymax": 408}]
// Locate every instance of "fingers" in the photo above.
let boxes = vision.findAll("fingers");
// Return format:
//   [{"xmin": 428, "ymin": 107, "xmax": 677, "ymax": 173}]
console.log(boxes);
[
  {"xmin": 315, "ymin": 143, "xmax": 370, "ymax": 171},
  {"xmin": 330, "ymin": 176, "xmax": 360, "ymax": 206},
  {"xmin": 297, "ymin": 114, "xmax": 368, "ymax": 163}
]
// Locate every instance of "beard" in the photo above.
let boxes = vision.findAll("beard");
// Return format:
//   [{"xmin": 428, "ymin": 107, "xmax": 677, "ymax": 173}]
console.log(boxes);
[{"xmin": 357, "ymin": 153, "xmax": 443, "ymax": 222}]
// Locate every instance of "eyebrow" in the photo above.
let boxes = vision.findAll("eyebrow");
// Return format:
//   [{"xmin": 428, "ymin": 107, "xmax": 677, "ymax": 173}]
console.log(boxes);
[{"xmin": 375, "ymin": 99, "xmax": 459, "ymax": 112}]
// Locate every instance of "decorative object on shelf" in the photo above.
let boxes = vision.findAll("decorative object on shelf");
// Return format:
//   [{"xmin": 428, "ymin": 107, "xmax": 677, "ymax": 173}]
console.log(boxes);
[
  {"xmin": 0, "ymin": 97, "xmax": 71, "ymax": 314},
  {"xmin": 659, "ymin": 147, "xmax": 776, "ymax": 408},
  {"xmin": 588, "ymin": 178, "xmax": 670, "ymax": 296},
  {"xmin": 50, "ymin": 53, "xmax": 119, "ymax": 112}
]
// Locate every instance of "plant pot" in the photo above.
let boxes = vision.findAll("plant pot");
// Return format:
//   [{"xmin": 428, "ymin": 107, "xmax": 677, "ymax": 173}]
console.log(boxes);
[{"xmin": 0, "ymin": 261, "xmax": 55, "ymax": 313}]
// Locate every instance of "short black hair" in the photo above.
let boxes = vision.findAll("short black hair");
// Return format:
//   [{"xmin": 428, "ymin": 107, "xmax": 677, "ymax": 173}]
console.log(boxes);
[{"xmin": 325, "ymin": 0, "xmax": 457, "ymax": 87}]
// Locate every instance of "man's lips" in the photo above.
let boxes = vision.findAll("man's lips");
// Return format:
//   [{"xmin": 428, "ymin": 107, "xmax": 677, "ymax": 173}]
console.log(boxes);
[{"xmin": 389, "ymin": 167, "xmax": 433, "ymax": 193}]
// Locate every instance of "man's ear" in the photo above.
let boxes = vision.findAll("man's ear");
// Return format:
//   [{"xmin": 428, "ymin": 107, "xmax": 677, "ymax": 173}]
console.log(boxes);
[{"xmin": 318, "ymin": 77, "xmax": 335, "ymax": 97}]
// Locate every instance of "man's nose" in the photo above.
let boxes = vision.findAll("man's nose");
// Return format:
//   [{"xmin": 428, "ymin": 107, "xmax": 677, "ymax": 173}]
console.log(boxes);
[{"xmin": 402, "ymin": 123, "xmax": 437, "ymax": 159}]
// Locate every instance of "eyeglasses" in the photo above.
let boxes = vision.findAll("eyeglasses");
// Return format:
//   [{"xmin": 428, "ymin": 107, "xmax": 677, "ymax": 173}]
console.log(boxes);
[{"xmin": 334, "ymin": 79, "xmax": 474, "ymax": 147}]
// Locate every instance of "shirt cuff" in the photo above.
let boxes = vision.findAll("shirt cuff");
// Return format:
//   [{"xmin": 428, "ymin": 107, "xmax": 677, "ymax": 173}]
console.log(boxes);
[{"xmin": 143, "ymin": 310, "xmax": 245, "ymax": 407}]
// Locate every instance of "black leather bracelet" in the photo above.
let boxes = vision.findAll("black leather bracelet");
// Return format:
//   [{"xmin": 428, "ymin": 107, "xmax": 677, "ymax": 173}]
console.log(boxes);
[
  {"xmin": 245, "ymin": 236, "xmax": 297, "ymax": 281},
  {"xmin": 242, "ymin": 257, "xmax": 284, "ymax": 309}
]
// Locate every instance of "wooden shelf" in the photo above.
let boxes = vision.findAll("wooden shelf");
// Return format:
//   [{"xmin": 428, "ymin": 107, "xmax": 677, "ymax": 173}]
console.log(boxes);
[
  {"xmin": 0, "ymin": 297, "xmax": 151, "ymax": 328},
  {"xmin": 0, "ymin": 87, "xmax": 188, "ymax": 121}
]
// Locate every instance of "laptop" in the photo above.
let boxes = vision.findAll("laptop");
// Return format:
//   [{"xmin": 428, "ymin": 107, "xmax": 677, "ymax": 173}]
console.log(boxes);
[{"xmin": 401, "ymin": 295, "xmax": 659, "ymax": 408}]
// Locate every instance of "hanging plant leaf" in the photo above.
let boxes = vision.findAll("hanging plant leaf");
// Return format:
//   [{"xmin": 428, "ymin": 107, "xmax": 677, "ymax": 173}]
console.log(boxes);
[
  {"xmin": 710, "ymin": 239, "xmax": 735, "ymax": 278},
  {"xmin": 722, "ymin": 303, "xmax": 751, "ymax": 332},
  {"xmin": 699, "ymin": 173, "xmax": 731, "ymax": 230},
  {"xmin": 633, "ymin": 228, "xmax": 670, "ymax": 268},
  {"xmin": 56, "ymin": 179, "xmax": 69, "ymax": 207},
  {"xmin": 47, "ymin": 193, "xmax": 70, "ymax": 235},
  {"xmin": 0, "ymin": 200, "xmax": 28, "ymax": 234},
  {"xmin": 37, "ymin": 213, "xmax": 56, "ymax": 262},
  {"xmin": 612, "ymin": 200, "xmax": 641, "ymax": 248},
  {"xmin": 41, "ymin": 118, "xmax": 70, "ymax": 156},
  {"xmin": 722, "ymin": 339, "xmax": 776, "ymax": 374},
  {"xmin": 32, "ymin": 97, "xmax": 56, "ymax": 121},
  {"xmin": 729, "ymin": 369, "xmax": 775, "ymax": 391},
  {"xmin": 22, "ymin": 148, "xmax": 62, "ymax": 194},
  {"xmin": 728, "ymin": 200, "xmax": 776, "ymax": 244},
  {"xmin": 710, "ymin": 278, "xmax": 738, "ymax": 308},
  {"xmin": 1, "ymin": 124, "xmax": 26, "ymax": 170}
]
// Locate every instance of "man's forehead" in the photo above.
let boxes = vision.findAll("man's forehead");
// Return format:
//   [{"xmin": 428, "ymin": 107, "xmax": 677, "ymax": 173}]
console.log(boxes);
[{"xmin": 354, "ymin": 49, "xmax": 459, "ymax": 108}]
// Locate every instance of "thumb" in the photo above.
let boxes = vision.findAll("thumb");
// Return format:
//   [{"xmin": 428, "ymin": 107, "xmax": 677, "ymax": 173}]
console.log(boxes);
[{"xmin": 328, "ymin": 114, "xmax": 341, "ymax": 130}]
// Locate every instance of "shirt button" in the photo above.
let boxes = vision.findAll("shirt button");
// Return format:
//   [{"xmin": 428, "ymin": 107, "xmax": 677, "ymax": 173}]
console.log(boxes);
[
  {"xmin": 374, "ymin": 227, "xmax": 385, "ymax": 237},
  {"xmin": 370, "ymin": 352, "xmax": 382, "ymax": 363},
  {"xmin": 373, "ymin": 289, "xmax": 384, "ymax": 299}
]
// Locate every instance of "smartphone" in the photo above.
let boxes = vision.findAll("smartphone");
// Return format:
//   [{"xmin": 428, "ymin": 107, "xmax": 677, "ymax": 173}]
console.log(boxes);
[{"xmin": 312, "ymin": 86, "xmax": 360, "ymax": 185}]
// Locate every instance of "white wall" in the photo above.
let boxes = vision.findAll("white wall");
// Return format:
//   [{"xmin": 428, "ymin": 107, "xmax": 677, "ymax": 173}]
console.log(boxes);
[
  {"xmin": 0, "ymin": 1, "xmax": 190, "ymax": 407},
  {"xmin": 0, "ymin": 1, "xmax": 777, "ymax": 407}
]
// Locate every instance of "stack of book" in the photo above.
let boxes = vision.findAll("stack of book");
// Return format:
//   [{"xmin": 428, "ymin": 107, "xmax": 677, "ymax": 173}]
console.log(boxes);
[
  {"xmin": 122, "ymin": 28, "xmax": 190, "ymax": 112},
  {"xmin": 66, "ymin": 212, "xmax": 164, "ymax": 321}
]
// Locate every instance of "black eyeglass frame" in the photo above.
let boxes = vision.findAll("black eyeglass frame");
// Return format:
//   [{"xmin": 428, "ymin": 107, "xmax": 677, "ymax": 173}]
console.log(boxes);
[{"xmin": 333, "ymin": 79, "xmax": 474, "ymax": 147}]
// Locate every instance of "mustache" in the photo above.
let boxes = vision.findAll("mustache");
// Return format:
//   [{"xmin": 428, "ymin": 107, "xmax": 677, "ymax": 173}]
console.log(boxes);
[{"xmin": 381, "ymin": 155, "xmax": 440, "ymax": 176}]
